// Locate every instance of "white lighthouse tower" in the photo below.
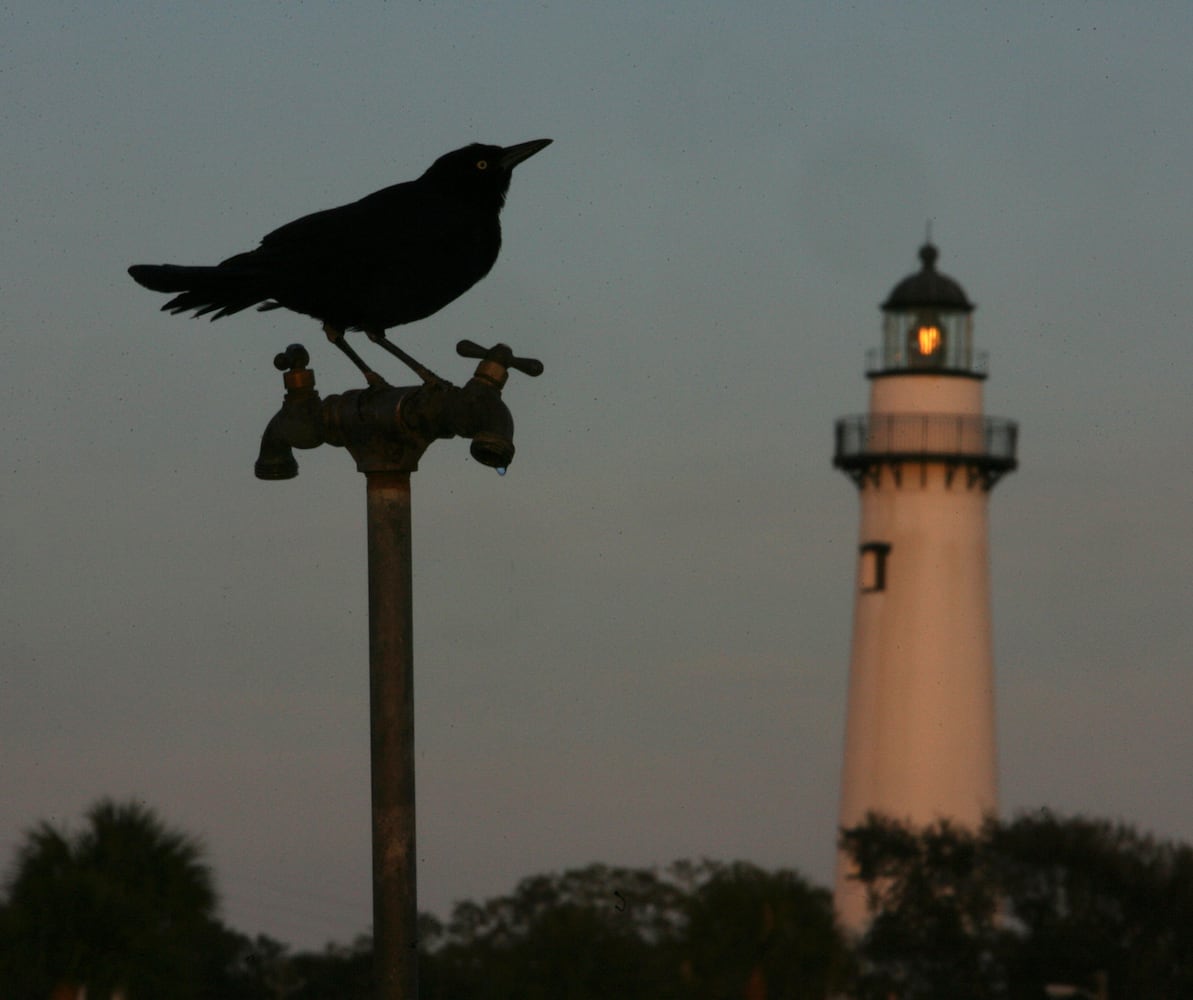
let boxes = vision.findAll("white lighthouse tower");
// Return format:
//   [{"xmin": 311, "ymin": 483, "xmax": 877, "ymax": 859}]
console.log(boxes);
[{"xmin": 831, "ymin": 243, "xmax": 1017, "ymax": 932}]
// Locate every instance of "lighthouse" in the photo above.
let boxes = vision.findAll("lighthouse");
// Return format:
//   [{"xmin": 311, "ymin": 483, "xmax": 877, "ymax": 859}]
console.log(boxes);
[{"xmin": 831, "ymin": 242, "xmax": 1018, "ymax": 932}]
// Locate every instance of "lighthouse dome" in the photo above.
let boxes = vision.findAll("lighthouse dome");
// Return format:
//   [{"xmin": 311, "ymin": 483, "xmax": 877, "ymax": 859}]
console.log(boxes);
[{"xmin": 881, "ymin": 242, "xmax": 974, "ymax": 313}]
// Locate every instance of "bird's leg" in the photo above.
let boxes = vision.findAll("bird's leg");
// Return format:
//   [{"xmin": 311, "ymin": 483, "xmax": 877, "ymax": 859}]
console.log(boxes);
[
  {"xmin": 322, "ymin": 323, "xmax": 387, "ymax": 387},
  {"xmin": 364, "ymin": 329, "xmax": 446, "ymax": 385}
]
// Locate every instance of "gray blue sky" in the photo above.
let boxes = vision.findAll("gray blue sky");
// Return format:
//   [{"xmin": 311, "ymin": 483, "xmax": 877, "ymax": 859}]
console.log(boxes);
[{"xmin": 3, "ymin": 3, "xmax": 1191, "ymax": 949}]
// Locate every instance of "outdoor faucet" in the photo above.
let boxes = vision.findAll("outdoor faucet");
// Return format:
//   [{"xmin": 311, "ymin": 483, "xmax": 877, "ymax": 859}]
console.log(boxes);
[
  {"xmin": 444, "ymin": 339, "xmax": 544, "ymax": 471},
  {"xmin": 254, "ymin": 344, "xmax": 325, "ymax": 480},
  {"xmin": 254, "ymin": 339, "xmax": 543, "ymax": 480}
]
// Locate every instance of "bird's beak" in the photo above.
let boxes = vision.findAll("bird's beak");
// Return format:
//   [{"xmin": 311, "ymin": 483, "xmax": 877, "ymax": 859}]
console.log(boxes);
[{"xmin": 500, "ymin": 138, "xmax": 552, "ymax": 170}]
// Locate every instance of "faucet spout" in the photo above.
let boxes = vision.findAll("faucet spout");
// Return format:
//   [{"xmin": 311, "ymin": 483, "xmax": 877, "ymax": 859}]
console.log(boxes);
[
  {"xmin": 440, "ymin": 376, "xmax": 516, "ymax": 470},
  {"xmin": 255, "ymin": 409, "xmax": 302, "ymax": 480},
  {"xmin": 440, "ymin": 340, "xmax": 544, "ymax": 471}
]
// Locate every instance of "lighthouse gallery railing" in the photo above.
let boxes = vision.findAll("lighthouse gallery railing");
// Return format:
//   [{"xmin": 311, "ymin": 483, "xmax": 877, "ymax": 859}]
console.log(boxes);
[{"xmin": 834, "ymin": 413, "xmax": 1018, "ymax": 487}]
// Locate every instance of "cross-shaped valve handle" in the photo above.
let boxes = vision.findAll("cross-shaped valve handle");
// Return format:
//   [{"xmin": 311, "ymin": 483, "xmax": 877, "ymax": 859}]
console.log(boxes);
[
  {"xmin": 272, "ymin": 343, "xmax": 316, "ymax": 393},
  {"xmin": 456, "ymin": 340, "xmax": 544, "ymax": 379},
  {"xmin": 273, "ymin": 343, "xmax": 311, "ymax": 372}
]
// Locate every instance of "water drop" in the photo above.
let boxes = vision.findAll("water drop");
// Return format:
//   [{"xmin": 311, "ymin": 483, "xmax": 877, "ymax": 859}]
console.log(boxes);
[{"xmin": 496, "ymin": 466, "xmax": 507, "ymax": 477}]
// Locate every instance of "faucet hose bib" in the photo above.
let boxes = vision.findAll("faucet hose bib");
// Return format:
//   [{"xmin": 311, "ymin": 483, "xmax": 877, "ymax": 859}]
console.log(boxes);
[
  {"xmin": 449, "ymin": 377, "xmax": 516, "ymax": 470},
  {"xmin": 470, "ymin": 432, "xmax": 515, "ymax": 470},
  {"xmin": 254, "ymin": 351, "xmax": 326, "ymax": 479},
  {"xmin": 254, "ymin": 411, "xmax": 300, "ymax": 480}
]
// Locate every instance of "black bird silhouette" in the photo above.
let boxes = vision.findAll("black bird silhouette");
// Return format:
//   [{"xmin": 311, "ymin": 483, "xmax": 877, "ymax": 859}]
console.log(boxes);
[{"xmin": 128, "ymin": 138, "xmax": 552, "ymax": 384}]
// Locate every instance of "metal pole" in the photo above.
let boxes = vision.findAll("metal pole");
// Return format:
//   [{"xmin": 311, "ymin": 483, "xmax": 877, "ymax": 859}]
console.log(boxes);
[{"xmin": 366, "ymin": 470, "xmax": 418, "ymax": 1000}]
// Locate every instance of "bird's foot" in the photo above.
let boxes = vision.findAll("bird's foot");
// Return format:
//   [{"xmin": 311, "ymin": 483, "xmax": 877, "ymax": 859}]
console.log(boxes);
[{"xmin": 418, "ymin": 369, "xmax": 451, "ymax": 391}]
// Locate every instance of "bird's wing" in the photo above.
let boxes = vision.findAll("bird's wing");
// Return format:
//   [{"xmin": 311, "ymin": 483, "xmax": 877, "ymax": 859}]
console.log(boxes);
[
  {"xmin": 250, "ymin": 183, "xmax": 490, "ymax": 274},
  {"xmin": 254, "ymin": 181, "xmax": 434, "ymax": 256}
]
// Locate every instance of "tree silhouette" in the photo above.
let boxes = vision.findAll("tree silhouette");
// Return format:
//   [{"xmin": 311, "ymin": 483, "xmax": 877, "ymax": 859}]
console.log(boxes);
[
  {"xmin": 421, "ymin": 860, "xmax": 850, "ymax": 1000},
  {"xmin": 672, "ymin": 860, "xmax": 850, "ymax": 1000},
  {"xmin": 1, "ymin": 798, "xmax": 217, "ymax": 1000},
  {"xmin": 993, "ymin": 811, "xmax": 1193, "ymax": 997},
  {"xmin": 841, "ymin": 815, "xmax": 1004, "ymax": 999},
  {"xmin": 840, "ymin": 810, "xmax": 1193, "ymax": 999}
]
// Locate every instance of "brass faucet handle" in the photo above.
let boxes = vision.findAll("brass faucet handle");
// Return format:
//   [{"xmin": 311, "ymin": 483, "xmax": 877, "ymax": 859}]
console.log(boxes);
[
  {"xmin": 273, "ymin": 343, "xmax": 311, "ymax": 372},
  {"xmin": 456, "ymin": 339, "xmax": 544, "ymax": 378},
  {"xmin": 272, "ymin": 343, "xmax": 316, "ymax": 393},
  {"xmin": 509, "ymin": 353, "xmax": 545, "ymax": 377}
]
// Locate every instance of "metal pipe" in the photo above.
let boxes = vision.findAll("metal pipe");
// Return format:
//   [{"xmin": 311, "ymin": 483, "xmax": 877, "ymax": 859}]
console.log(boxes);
[{"xmin": 366, "ymin": 470, "xmax": 417, "ymax": 1000}]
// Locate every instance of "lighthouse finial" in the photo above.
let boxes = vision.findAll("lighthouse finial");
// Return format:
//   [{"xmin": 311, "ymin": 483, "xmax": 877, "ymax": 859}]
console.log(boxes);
[{"xmin": 919, "ymin": 222, "xmax": 939, "ymax": 270}]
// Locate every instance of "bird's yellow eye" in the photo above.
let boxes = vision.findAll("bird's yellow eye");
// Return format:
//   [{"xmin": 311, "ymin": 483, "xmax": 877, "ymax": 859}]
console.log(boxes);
[{"xmin": 476, "ymin": 160, "xmax": 488, "ymax": 171}]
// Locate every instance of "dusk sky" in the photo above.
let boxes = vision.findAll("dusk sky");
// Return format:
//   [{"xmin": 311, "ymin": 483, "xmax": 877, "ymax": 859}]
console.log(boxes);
[{"xmin": 4, "ymin": 4, "xmax": 1191, "ymax": 949}]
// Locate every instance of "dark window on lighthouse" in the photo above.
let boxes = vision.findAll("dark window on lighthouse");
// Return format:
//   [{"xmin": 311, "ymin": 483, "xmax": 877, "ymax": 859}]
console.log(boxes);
[{"xmin": 859, "ymin": 542, "xmax": 891, "ymax": 592}]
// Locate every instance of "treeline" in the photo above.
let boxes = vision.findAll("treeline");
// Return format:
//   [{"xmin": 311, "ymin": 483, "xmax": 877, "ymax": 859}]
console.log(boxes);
[
  {"xmin": 204, "ymin": 859, "xmax": 849, "ymax": 999},
  {"xmin": 0, "ymin": 801, "xmax": 847, "ymax": 999},
  {"xmin": 3, "ymin": 799, "xmax": 1192, "ymax": 998}
]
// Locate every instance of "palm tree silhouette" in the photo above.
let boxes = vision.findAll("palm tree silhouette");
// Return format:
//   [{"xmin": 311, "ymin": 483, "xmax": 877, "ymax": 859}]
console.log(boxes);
[{"xmin": 2, "ymin": 799, "xmax": 217, "ymax": 999}]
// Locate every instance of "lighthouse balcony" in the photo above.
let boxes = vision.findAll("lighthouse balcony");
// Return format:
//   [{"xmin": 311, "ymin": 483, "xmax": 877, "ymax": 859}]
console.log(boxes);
[{"xmin": 833, "ymin": 413, "xmax": 1018, "ymax": 490}]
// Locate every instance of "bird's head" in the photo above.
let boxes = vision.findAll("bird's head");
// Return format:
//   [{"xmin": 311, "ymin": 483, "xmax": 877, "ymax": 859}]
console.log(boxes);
[{"xmin": 424, "ymin": 139, "xmax": 552, "ymax": 207}]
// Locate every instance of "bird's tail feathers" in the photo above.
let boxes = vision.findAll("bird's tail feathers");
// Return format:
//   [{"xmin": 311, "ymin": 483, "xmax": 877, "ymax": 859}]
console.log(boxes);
[{"xmin": 127, "ymin": 263, "xmax": 270, "ymax": 321}]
